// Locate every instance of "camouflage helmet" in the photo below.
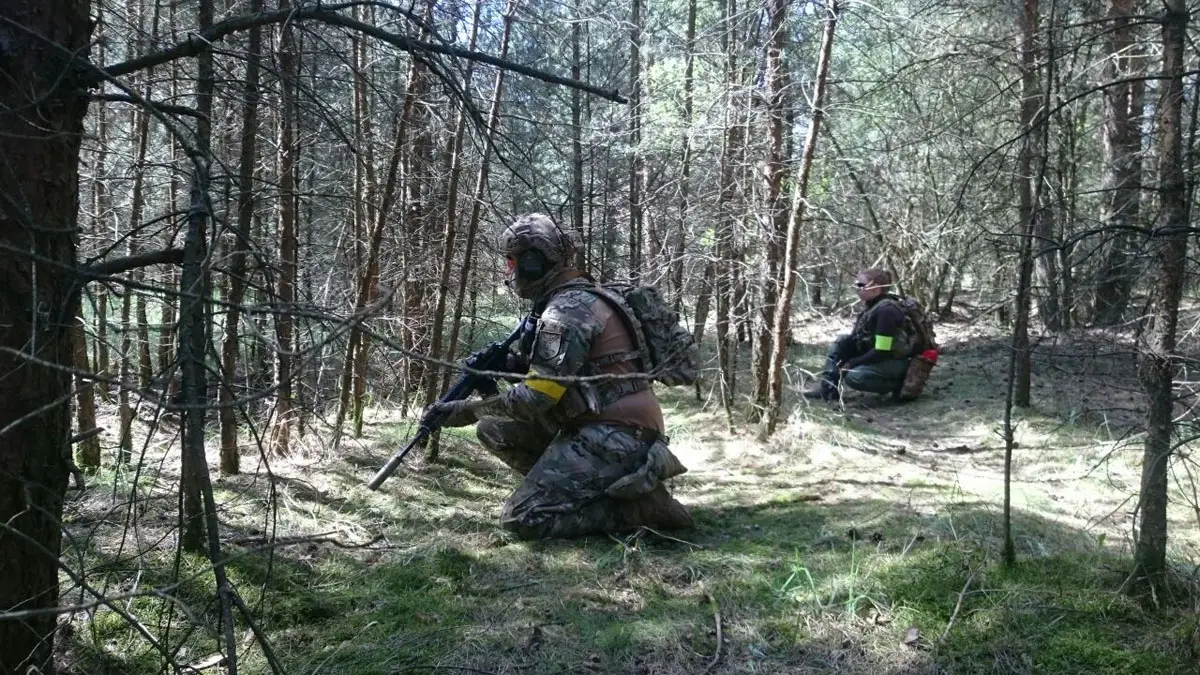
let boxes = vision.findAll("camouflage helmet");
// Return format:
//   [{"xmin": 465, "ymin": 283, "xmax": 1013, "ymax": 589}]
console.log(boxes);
[
  {"xmin": 500, "ymin": 213, "xmax": 576, "ymax": 266},
  {"xmin": 500, "ymin": 214, "xmax": 577, "ymax": 300}
]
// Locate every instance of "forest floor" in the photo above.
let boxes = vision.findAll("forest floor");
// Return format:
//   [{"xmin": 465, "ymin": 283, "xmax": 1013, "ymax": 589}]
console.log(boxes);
[{"xmin": 61, "ymin": 317, "xmax": 1200, "ymax": 675}]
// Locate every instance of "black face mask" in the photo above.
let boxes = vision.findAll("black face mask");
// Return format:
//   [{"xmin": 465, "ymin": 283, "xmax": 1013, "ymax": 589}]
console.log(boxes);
[{"xmin": 507, "ymin": 249, "xmax": 551, "ymax": 300}]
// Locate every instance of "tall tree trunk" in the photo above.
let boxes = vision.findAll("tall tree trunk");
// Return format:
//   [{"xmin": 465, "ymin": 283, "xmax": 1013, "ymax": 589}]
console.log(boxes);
[
  {"xmin": 753, "ymin": 0, "xmax": 795, "ymax": 424},
  {"xmin": 0, "ymin": 2, "xmax": 90, "ymax": 671},
  {"xmin": 118, "ymin": 273, "xmax": 135, "ymax": 464},
  {"xmin": 1012, "ymin": 0, "xmax": 1040, "ymax": 408},
  {"xmin": 72, "ymin": 318, "xmax": 101, "ymax": 471},
  {"xmin": 714, "ymin": 0, "xmax": 742, "ymax": 428},
  {"xmin": 424, "ymin": 0, "xmax": 486, "ymax": 410},
  {"xmin": 1032, "ymin": 2, "xmax": 1060, "ymax": 331},
  {"xmin": 1093, "ymin": 0, "xmax": 1143, "ymax": 325},
  {"xmin": 627, "ymin": 0, "xmax": 644, "ymax": 280},
  {"xmin": 271, "ymin": 0, "xmax": 300, "ymax": 457},
  {"xmin": 180, "ymin": 0, "xmax": 217, "ymax": 555},
  {"xmin": 444, "ymin": 0, "xmax": 518, "ymax": 369},
  {"xmin": 763, "ymin": 0, "xmax": 837, "ymax": 436},
  {"xmin": 118, "ymin": 80, "xmax": 153, "ymax": 464},
  {"xmin": 570, "ymin": 0, "xmax": 588, "ymax": 269},
  {"xmin": 93, "ymin": 31, "xmax": 112, "ymax": 403},
  {"xmin": 1133, "ymin": 0, "xmax": 1188, "ymax": 593},
  {"xmin": 349, "ymin": 1, "xmax": 386, "ymax": 437},
  {"xmin": 672, "ymin": 0, "xmax": 698, "ymax": 313},
  {"xmin": 219, "ymin": 0, "xmax": 263, "ymax": 475}
]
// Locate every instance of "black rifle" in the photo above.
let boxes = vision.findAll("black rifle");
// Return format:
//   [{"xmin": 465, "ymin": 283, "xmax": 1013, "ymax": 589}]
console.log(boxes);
[{"xmin": 367, "ymin": 315, "xmax": 536, "ymax": 490}]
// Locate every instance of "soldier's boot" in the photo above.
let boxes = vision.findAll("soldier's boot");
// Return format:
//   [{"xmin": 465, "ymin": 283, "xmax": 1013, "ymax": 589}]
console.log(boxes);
[
  {"xmin": 626, "ymin": 485, "xmax": 693, "ymax": 531},
  {"xmin": 802, "ymin": 378, "xmax": 837, "ymax": 400}
]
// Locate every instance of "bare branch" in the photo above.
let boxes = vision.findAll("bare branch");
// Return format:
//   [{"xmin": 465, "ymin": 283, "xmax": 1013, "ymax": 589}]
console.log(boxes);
[
  {"xmin": 98, "ymin": 5, "xmax": 627, "ymax": 103},
  {"xmin": 89, "ymin": 92, "xmax": 208, "ymax": 119},
  {"xmin": 81, "ymin": 248, "xmax": 185, "ymax": 277}
]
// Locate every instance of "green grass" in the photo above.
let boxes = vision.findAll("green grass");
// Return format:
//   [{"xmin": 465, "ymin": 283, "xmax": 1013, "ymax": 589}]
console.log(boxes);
[{"xmin": 61, "ymin": 328, "xmax": 1200, "ymax": 674}]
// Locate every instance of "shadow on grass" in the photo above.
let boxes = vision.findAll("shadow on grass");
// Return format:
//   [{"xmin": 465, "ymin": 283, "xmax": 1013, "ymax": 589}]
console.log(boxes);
[{"xmin": 65, "ymin": 461, "xmax": 1197, "ymax": 675}]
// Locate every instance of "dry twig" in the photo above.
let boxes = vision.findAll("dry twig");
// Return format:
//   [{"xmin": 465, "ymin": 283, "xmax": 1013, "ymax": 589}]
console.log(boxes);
[{"xmin": 705, "ymin": 592, "xmax": 723, "ymax": 672}]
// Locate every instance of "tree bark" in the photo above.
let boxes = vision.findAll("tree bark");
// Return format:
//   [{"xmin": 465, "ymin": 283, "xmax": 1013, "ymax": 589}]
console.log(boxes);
[
  {"xmin": 751, "ymin": 0, "xmax": 793, "ymax": 423},
  {"xmin": 180, "ymin": 0, "xmax": 217, "ymax": 555},
  {"xmin": 270, "ymin": 0, "xmax": 300, "ymax": 457},
  {"xmin": 627, "ymin": 0, "xmax": 644, "ymax": 280},
  {"xmin": 424, "ymin": 0, "xmax": 486, "ymax": 410},
  {"xmin": 671, "ymin": 0, "xmax": 698, "ymax": 313},
  {"xmin": 1093, "ymin": 0, "xmax": 1143, "ymax": 325},
  {"xmin": 570, "ymin": 0, "xmax": 588, "ymax": 271},
  {"xmin": 72, "ymin": 318, "xmax": 102, "ymax": 472},
  {"xmin": 219, "ymin": 0, "xmax": 263, "ymax": 476},
  {"xmin": 444, "ymin": 0, "xmax": 518, "ymax": 371},
  {"xmin": 714, "ymin": 0, "xmax": 743, "ymax": 428},
  {"xmin": 0, "ymin": 2, "xmax": 91, "ymax": 671},
  {"xmin": 1012, "ymin": 0, "xmax": 1040, "ymax": 408},
  {"xmin": 763, "ymin": 0, "xmax": 837, "ymax": 437},
  {"xmin": 1133, "ymin": 0, "xmax": 1188, "ymax": 593}
]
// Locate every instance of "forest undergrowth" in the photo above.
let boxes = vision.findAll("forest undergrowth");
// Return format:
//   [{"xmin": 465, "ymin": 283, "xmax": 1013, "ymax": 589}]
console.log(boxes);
[{"xmin": 60, "ymin": 319, "xmax": 1200, "ymax": 675}]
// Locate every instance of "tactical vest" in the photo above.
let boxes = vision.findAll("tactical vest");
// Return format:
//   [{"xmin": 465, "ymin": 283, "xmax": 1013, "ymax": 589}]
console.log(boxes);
[
  {"xmin": 851, "ymin": 295, "xmax": 918, "ymax": 358},
  {"xmin": 541, "ymin": 280, "xmax": 651, "ymax": 415}
]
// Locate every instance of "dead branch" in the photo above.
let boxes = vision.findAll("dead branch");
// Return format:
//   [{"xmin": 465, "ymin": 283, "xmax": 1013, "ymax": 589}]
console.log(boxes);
[
  {"xmin": 705, "ymin": 592, "xmax": 723, "ymax": 672},
  {"xmin": 81, "ymin": 248, "xmax": 185, "ymax": 277},
  {"xmin": 938, "ymin": 572, "xmax": 976, "ymax": 644},
  {"xmin": 99, "ymin": 4, "xmax": 626, "ymax": 103}
]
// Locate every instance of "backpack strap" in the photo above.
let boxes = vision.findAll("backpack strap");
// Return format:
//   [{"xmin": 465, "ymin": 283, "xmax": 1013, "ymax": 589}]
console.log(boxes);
[{"xmin": 570, "ymin": 283, "xmax": 653, "ymax": 376}]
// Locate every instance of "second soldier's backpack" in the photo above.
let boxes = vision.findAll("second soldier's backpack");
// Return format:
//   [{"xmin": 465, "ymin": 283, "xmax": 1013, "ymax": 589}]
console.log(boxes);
[
  {"xmin": 580, "ymin": 283, "xmax": 700, "ymax": 387},
  {"xmin": 898, "ymin": 297, "xmax": 938, "ymax": 353}
]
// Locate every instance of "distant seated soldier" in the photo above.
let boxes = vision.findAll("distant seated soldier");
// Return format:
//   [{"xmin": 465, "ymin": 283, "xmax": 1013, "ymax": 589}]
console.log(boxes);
[{"xmin": 803, "ymin": 268, "xmax": 921, "ymax": 401}]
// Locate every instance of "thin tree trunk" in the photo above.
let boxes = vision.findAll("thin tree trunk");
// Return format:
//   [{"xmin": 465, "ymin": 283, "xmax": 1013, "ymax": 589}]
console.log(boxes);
[
  {"xmin": 569, "ymin": 0, "xmax": 587, "ymax": 269},
  {"xmin": 72, "ymin": 318, "xmax": 101, "ymax": 472},
  {"xmin": 1012, "ymin": 0, "xmax": 1040, "ymax": 409},
  {"xmin": 714, "ymin": 0, "xmax": 742, "ymax": 428},
  {"xmin": 118, "ymin": 84, "xmax": 153, "ymax": 464},
  {"xmin": 93, "ymin": 29, "xmax": 113, "ymax": 404},
  {"xmin": 763, "ymin": 0, "xmax": 837, "ymax": 436},
  {"xmin": 270, "ymin": 0, "xmax": 300, "ymax": 457},
  {"xmin": 751, "ymin": 0, "xmax": 793, "ymax": 423},
  {"xmin": 672, "ymin": 0, "xmax": 697, "ymax": 313},
  {"xmin": 1093, "ymin": 0, "xmax": 1143, "ymax": 325},
  {"xmin": 349, "ymin": 1, "xmax": 384, "ymax": 437},
  {"xmin": 180, "ymin": 0, "xmax": 217, "ymax": 555},
  {"xmin": 444, "ymin": 0, "xmax": 519, "ymax": 369},
  {"xmin": 219, "ymin": 0, "xmax": 263, "ymax": 476},
  {"xmin": 424, "ymin": 0, "xmax": 486, "ymax": 410},
  {"xmin": 1032, "ymin": 4, "xmax": 1060, "ymax": 332},
  {"xmin": 1133, "ymin": 0, "xmax": 1188, "ymax": 593},
  {"xmin": 628, "ymin": 0, "xmax": 644, "ymax": 280}
]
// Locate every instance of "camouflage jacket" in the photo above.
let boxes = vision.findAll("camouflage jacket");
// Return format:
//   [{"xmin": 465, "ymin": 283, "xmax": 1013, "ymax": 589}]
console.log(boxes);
[{"xmin": 467, "ymin": 278, "xmax": 643, "ymax": 424}]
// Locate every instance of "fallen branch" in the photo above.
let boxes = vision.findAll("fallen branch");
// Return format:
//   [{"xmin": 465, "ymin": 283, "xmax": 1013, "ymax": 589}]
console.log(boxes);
[
  {"xmin": 938, "ymin": 572, "xmax": 976, "ymax": 644},
  {"xmin": 70, "ymin": 427, "xmax": 104, "ymax": 444},
  {"xmin": 705, "ymin": 592, "xmax": 723, "ymax": 672},
  {"xmin": 81, "ymin": 248, "xmax": 186, "ymax": 277}
]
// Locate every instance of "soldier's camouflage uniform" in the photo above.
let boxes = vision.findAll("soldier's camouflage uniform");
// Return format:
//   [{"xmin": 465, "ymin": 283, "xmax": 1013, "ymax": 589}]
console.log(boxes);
[{"xmin": 460, "ymin": 280, "xmax": 691, "ymax": 540}]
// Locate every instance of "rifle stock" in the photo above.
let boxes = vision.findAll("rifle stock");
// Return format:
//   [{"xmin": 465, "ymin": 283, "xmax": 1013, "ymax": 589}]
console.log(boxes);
[{"xmin": 366, "ymin": 316, "xmax": 535, "ymax": 490}]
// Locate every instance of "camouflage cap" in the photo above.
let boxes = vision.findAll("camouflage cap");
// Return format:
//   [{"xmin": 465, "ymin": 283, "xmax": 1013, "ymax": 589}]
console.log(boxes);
[{"xmin": 501, "ymin": 213, "xmax": 577, "ymax": 267}]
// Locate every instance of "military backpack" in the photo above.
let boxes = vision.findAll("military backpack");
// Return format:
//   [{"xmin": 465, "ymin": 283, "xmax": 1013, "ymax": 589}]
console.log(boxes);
[{"xmin": 578, "ymin": 283, "xmax": 700, "ymax": 387}]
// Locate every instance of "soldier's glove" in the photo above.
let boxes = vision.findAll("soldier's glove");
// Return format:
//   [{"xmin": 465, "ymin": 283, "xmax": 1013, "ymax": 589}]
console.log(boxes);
[
  {"xmin": 499, "ymin": 353, "xmax": 529, "ymax": 382},
  {"xmin": 430, "ymin": 400, "xmax": 479, "ymax": 428}
]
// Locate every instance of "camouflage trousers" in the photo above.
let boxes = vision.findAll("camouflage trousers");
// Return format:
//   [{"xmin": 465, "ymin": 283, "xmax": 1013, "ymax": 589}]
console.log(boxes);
[{"xmin": 476, "ymin": 419, "xmax": 692, "ymax": 540}]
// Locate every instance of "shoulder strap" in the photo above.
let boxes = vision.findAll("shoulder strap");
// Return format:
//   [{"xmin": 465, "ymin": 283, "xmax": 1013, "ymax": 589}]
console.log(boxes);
[{"xmin": 571, "ymin": 284, "xmax": 652, "ymax": 373}]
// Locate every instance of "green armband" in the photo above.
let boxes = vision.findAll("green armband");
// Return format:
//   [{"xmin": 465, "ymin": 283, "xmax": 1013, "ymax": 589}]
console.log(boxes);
[{"xmin": 874, "ymin": 334, "xmax": 894, "ymax": 351}]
